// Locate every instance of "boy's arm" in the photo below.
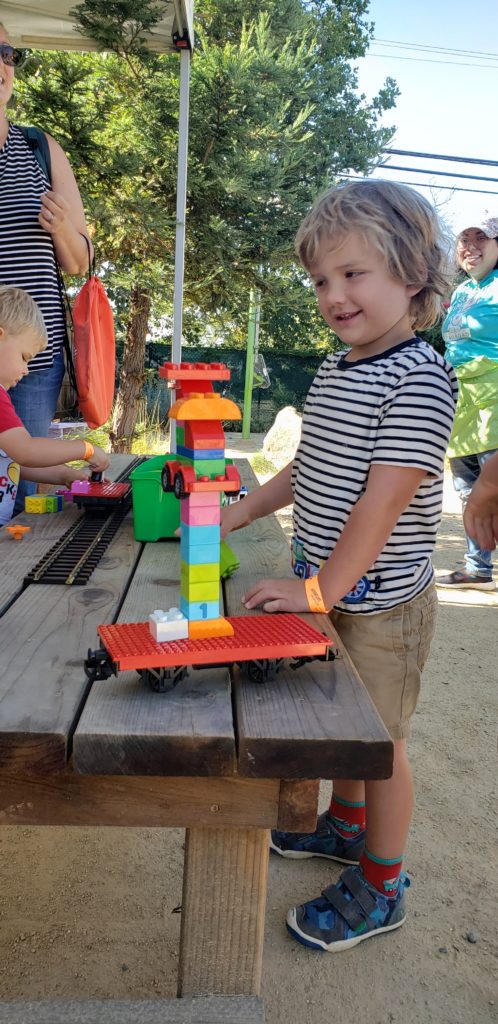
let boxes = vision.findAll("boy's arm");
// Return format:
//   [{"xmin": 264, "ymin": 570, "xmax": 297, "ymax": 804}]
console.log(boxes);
[
  {"xmin": 20, "ymin": 464, "xmax": 91, "ymax": 487},
  {"xmin": 220, "ymin": 461, "xmax": 294, "ymax": 538},
  {"xmin": 0, "ymin": 426, "xmax": 110, "ymax": 473},
  {"xmin": 243, "ymin": 464, "xmax": 426, "ymax": 612},
  {"xmin": 463, "ymin": 452, "xmax": 498, "ymax": 551}
]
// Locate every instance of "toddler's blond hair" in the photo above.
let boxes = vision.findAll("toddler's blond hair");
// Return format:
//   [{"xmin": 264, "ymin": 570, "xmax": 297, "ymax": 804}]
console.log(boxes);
[{"xmin": 0, "ymin": 286, "xmax": 48, "ymax": 349}]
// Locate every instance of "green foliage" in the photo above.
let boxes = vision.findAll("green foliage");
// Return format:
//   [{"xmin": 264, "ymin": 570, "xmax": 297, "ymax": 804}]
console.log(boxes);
[{"xmin": 13, "ymin": 0, "xmax": 399, "ymax": 367}]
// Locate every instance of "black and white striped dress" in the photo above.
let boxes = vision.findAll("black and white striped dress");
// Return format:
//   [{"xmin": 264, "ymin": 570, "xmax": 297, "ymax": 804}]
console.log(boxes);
[
  {"xmin": 291, "ymin": 339, "xmax": 458, "ymax": 614},
  {"xmin": 0, "ymin": 122, "xmax": 66, "ymax": 371}
]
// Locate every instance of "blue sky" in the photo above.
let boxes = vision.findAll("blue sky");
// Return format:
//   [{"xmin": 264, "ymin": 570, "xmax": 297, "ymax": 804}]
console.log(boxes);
[{"xmin": 352, "ymin": 0, "xmax": 498, "ymax": 234}]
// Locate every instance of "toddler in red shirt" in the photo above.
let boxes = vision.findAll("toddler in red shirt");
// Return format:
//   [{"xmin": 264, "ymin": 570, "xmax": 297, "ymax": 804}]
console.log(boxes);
[{"xmin": 0, "ymin": 286, "xmax": 109, "ymax": 524}]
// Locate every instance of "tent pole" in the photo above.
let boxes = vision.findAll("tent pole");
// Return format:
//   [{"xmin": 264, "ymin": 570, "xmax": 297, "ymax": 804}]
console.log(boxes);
[{"xmin": 172, "ymin": 46, "xmax": 191, "ymax": 364}]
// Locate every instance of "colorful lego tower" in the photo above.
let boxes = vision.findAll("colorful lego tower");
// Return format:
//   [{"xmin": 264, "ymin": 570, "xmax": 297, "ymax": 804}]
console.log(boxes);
[{"xmin": 160, "ymin": 363, "xmax": 242, "ymax": 641}]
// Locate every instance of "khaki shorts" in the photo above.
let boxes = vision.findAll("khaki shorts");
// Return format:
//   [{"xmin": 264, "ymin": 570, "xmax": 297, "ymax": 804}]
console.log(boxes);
[{"xmin": 330, "ymin": 583, "xmax": 438, "ymax": 740}]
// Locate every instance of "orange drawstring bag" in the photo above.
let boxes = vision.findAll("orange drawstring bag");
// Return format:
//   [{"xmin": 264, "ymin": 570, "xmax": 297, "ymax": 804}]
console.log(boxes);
[{"xmin": 72, "ymin": 240, "xmax": 116, "ymax": 429}]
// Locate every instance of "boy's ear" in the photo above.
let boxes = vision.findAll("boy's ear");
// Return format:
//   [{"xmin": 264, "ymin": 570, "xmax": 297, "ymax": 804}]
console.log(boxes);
[
  {"xmin": 0, "ymin": 327, "xmax": 5, "ymax": 341},
  {"xmin": 407, "ymin": 260, "xmax": 428, "ymax": 298},
  {"xmin": 406, "ymin": 284, "xmax": 423, "ymax": 299}
]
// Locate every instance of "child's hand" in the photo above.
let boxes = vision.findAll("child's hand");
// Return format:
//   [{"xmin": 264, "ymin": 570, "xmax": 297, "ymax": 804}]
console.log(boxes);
[
  {"xmin": 62, "ymin": 465, "xmax": 91, "ymax": 488},
  {"xmin": 463, "ymin": 483, "xmax": 498, "ymax": 551},
  {"xmin": 242, "ymin": 577, "xmax": 308, "ymax": 613},
  {"xmin": 220, "ymin": 497, "xmax": 253, "ymax": 539},
  {"xmin": 87, "ymin": 444, "xmax": 111, "ymax": 473}
]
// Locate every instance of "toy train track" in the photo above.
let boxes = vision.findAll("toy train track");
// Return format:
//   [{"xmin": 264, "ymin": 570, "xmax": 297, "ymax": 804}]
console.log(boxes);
[
  {"xmin": 24, "ymin": 457, "xmax": 145, "ymax": 587},
  {"xmin": 84, "ymin": 613, "xmax": 334, "ymax": 691}
]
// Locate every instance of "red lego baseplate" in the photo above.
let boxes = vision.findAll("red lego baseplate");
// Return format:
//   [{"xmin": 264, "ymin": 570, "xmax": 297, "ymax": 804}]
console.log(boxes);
[
  {"xmin": 97, "ymin": 614, "xmax": 333, "ymax": 671},
  {"xmin": 76, "ymin": 482, "xmax": 130, "ymax": 501}
]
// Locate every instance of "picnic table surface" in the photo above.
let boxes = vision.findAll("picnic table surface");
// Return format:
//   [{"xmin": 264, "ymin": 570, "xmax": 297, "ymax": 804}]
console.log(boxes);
[{"xmin": 0, "ymin": 454, "xmax": 392, "ymax": 1014}]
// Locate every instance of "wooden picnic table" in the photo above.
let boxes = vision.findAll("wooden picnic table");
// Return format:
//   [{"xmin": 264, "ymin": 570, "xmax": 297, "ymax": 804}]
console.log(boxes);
[{"xmin": 0, "ymin": 455, "xmax": 392, "ymax": 1024}]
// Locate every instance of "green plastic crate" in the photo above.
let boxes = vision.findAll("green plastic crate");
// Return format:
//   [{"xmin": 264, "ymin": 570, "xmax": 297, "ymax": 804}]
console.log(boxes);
[{"xmin": 130, "ymin": 454, "xmax": 180, "ymax": 541}]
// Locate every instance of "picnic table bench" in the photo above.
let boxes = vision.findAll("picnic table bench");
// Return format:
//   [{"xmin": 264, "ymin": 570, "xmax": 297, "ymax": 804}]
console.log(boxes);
[{"xmin": 0, "ymin": 455, "xmax": 392, "ymax": 1023}]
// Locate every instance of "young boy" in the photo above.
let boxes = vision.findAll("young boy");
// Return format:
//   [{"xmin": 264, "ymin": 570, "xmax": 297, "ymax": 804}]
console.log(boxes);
[
  {"xmin": 221, "ymin": 180, "xmax": 458, "ymax": 952},
  {"xmin": 0, "ymin": 285, "xmax": 109, "ymax": 524}
]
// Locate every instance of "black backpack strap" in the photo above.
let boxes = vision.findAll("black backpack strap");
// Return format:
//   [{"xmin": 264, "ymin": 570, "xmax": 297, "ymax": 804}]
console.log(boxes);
[{"xmin": 18, "ymin": 125, "xmax": 52, "ymax": 184}]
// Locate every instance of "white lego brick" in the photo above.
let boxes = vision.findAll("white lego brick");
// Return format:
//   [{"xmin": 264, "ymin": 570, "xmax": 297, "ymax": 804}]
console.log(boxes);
[{"xmin": 148, "ymin": 608, "xmax": 189, "ymax": 643}]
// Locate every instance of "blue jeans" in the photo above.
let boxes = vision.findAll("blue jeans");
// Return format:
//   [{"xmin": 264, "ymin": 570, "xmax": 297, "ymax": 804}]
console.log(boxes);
[
  {"xmin": 449, "ymin": 449, "xmax": 498, "ymax": 578},
  {"xmin": 9, "ymin": 351, "xmax": 66, "ymax": 513}
]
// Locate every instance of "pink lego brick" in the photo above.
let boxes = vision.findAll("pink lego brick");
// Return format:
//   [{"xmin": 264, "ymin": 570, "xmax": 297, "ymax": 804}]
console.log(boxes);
[
  {"xmin": 181, "ymin": 504, "xmax": 221, "ymax": 527},
  {"xmin": 71, "ymin": 480, "xmax": 91, "ymax": 494},
  {"xmin": 181, "ymin": 493, "xmax": 221, "ymax": 509}
]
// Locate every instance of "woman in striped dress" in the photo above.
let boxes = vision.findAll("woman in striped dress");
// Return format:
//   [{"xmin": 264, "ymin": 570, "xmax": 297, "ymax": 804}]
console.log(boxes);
[{"xmin": 0, "ymin": 23, "xmax": 93, "ymax": 509}]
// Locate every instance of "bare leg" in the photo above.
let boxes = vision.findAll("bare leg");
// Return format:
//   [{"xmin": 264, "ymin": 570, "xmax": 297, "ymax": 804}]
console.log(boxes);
[
  {"xmin": 332, "ymin": 779, "xmax": 365, "ymax": 804},
  {"xmin": 364, "ymin": 738, "xmax": 413, "ymax": 857}
]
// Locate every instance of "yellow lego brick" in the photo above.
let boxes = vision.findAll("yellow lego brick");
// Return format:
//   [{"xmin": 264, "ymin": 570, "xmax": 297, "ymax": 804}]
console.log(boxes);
[
  {"xmin": 181, "ymin": 579, "xmax": 220, "ymax": 603},
  {"xmin": 25, "ymin": 495, "xmax": 48, "ymax": 513}
]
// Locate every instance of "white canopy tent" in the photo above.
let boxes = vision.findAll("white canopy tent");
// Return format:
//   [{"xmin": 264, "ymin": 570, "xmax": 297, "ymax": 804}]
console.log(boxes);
[{"xmin": 4, "ymin": 0, "xmax": 195, "ymax": 362}]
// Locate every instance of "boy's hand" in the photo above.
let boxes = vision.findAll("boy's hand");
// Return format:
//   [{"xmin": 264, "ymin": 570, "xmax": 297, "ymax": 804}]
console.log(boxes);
[
  {"xmin": 242, "ymin": 577, "xmax": 308, "ymax": 613},
  {"xmin": 87, "ymin": 444, "xmax": 111, "ymax": 473},
  {"xmin": 463, "ymin": 480, "xmax": 498, "ymax": 551},
  {"xmin": 220, "ymin": 498, "xmax": 253, "ymax": 539}
]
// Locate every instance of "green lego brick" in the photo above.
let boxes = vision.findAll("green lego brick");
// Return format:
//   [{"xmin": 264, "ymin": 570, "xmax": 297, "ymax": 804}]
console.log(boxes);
[
  {"xmin": 177, "ymin": 455, "xmax": 226, "ymax": 477},
  {"xmin": 45, "ymin": 496, "xmax": 59, "ymax": 512},
  {"xmin": 180, "ymin": 579, "xmax": 220, "ymax": 603},
  {"xmin": 176, "ymin": 425, "xmax": 185, "ymax": 447},
  {"xmin": 180, "ymin": 561, "xmax": 219, "ymax": 585}
]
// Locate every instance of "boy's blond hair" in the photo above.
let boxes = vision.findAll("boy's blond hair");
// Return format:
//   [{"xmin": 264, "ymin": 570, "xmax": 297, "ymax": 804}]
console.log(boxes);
[
  {"xmin": 295, "ymin": 179, "xmax": 451, "ymax": 330},
  {"xmin": 0, "ymin": 286, "xmax": 48, "ymax": 349}
]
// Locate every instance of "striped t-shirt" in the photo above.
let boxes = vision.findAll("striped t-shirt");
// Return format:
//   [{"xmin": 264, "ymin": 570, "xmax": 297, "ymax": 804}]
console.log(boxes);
[
  {"xmin": 291, "ymin": 338, "xmax": 458, "ymax": 614},
  {"xmin": 0, "ymin": 123, "xmax": 66, "ymax": 371}
]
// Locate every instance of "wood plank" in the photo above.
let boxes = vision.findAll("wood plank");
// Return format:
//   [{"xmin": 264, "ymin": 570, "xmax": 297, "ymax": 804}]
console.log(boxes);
[
  {"xmin": 0, "ymin": 517, "xmax": 141, "ymax": 774},
  {"xmin": 0, "ymin": 996, "xmax": 265, "ymax": 1023},
  {"xmin": 73, "ymin": 542, "xmax": 236, "ymax": 777},
  {"xmin": 0, "ymin": 774, "xmax": 283, "ymax": 828},
  {"xmin": 0, "ymin": 454, "xmax": 133, "ymax": 615},
  {"xmin": 233, "ymin": 660, "xmax": 392, "ymax": 780},
  {"xmin": 277, "ymin": 779, "xmax": 320, "ymax": 831},
  {"xmin": 178, "ymin": 828, "xmax": 268, "ymax": 997}
]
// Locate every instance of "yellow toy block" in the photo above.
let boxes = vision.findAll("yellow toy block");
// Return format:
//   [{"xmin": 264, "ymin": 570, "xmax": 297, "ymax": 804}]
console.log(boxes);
[
  {"xmin": 25, "ymin": 495, "xmax": 49, "ymax": 513},
  {"xmin": 188, "ymin": 617, "xmax": 235, "ymax": 640}
]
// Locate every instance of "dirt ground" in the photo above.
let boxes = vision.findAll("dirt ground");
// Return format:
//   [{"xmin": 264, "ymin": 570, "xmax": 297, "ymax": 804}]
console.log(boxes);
[{"xmin": 0, "ymin": 449, "xmax": 496, "ymax": 1024}]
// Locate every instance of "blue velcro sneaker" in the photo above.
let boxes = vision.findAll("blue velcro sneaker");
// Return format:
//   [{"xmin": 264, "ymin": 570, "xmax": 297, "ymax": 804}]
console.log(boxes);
[
  {"xmin": 270, "ymin": 811, "xmax": 365, "ymax": 864},
  {"xmin": 286, "ymin": 865, "xmax": 410, "ymax": 952}
]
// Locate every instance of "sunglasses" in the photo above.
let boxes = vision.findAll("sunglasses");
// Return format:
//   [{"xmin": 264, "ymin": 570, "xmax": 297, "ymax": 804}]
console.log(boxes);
[{"xmin": 0, "ymin": 44, "xmax": 23, "ymax": 67}]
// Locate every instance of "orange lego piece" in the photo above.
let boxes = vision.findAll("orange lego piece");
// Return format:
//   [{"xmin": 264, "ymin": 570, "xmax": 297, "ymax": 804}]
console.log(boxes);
[
  {"xmin": 188, "ymin": 617, "xmax": 235, "ymax": 640},
  {"xmin": 169, "ymin": 393, "xmax": 241, "ymax": 422},
  {"xmin": 5, "ymin": 524, "xmax": 32, "ymax": 540}
]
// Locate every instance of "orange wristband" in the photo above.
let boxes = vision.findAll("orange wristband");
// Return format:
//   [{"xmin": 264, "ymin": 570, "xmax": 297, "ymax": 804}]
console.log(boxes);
[
  {"xmin": 305, "ymin": 575, "xmax": 329, "ymax": 613},
  {"xmin": 82, "ymin": 441, "xmax": 95, "ymax": 462}
]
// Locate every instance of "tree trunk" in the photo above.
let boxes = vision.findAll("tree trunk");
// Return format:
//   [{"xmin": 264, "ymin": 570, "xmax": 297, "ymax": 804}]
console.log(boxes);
[{"xmin": 110, "ymin": 285, "xmax": 151, "ymax": 453}]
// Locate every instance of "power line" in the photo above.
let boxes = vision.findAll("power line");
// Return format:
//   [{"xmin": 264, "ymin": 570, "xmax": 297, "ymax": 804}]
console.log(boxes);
[
  {"xmin": 380, "ymin": 164, "xmax": 498, "ymax": 185},
  {"xmin": 340, "ymin": 175, "xmax": 498, "ymax": 197},
  {"xmin": 373, "ymin": 38, "xmax": 498, "ymax": 60},
  {"xmin": 384, "ymin": 149, "xmax": 498, "ymax": 169},
  {"xmin": 367, "ymin": 52, "xmax": 498, "ymax": 69}
]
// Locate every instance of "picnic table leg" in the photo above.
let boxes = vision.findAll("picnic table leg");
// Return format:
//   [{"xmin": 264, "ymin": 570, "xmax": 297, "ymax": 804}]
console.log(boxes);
[{"xmin": 178, "ymin": 826, "xmax": 269, "ymax": 996}]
